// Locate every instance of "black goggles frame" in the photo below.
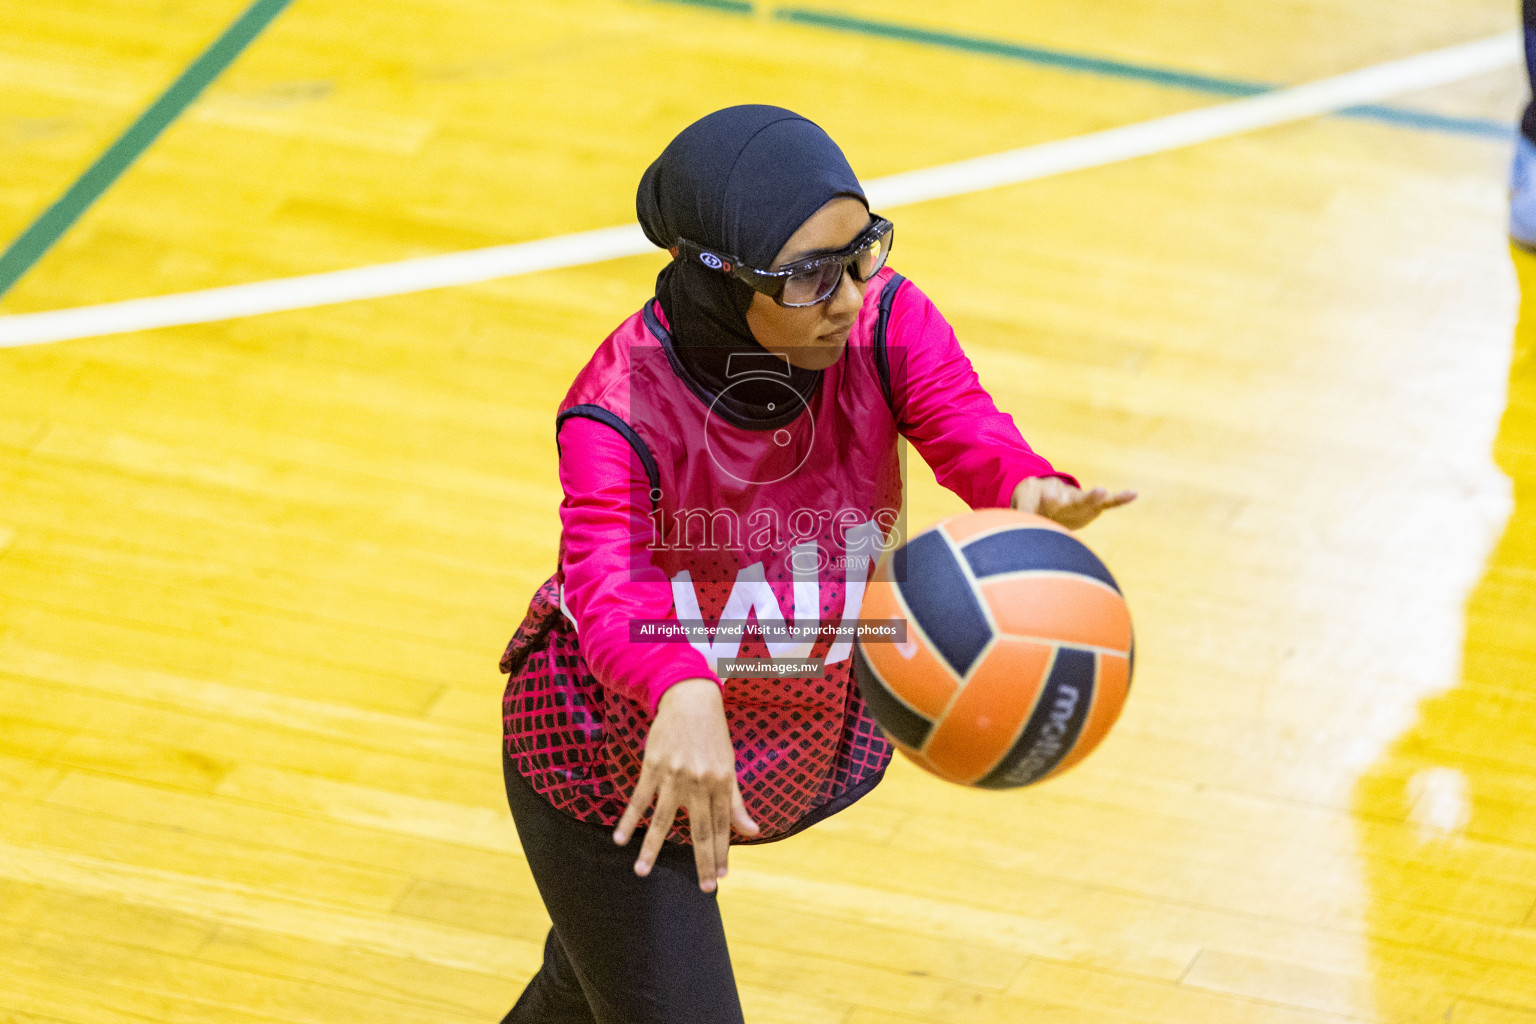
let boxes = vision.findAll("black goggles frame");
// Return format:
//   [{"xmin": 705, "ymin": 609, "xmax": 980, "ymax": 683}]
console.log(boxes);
[{"xmin": 674, "ymin": 216, "xmax": 895, "ymax": 308}]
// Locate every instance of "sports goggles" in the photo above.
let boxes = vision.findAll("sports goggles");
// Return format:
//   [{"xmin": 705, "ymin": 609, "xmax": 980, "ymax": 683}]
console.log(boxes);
[{"xmin": 675, "ymin": 216, "xmax": 894, "ymax": 308}]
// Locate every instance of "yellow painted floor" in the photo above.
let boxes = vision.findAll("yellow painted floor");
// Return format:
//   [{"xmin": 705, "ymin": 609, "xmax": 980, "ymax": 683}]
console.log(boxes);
[{"xmin": 2, "ymin": 1, "xmax": 1534, "ymax": 1021}]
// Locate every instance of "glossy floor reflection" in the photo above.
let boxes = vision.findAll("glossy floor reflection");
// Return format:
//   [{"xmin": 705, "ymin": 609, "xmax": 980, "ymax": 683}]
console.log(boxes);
[{"xmin": 1353, "ymin": 248, "xmax": 1536, "ymax": 1023}]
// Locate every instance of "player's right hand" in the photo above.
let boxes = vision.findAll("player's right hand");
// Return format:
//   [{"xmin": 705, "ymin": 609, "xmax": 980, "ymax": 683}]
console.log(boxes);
[{"xmin": 613, "ymin": 678, "xmax": 759, "ymax": 892}]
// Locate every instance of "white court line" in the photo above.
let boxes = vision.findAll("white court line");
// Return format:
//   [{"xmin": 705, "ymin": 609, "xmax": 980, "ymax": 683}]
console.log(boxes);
[{"xmin": 0, "ymin": 31, "xmax": 1518, "ymax": 348}]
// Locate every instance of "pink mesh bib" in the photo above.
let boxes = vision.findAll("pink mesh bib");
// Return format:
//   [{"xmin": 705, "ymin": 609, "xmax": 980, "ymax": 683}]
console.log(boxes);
[{"xmin": 500, "ymin": 270, "xmax": 908, "ymax": 843}]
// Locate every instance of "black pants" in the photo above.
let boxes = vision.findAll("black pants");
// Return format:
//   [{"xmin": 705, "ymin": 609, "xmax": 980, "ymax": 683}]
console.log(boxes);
[
  {"xmin": 1524, "ymin": 0, "xmax": 1536, "ymax": 142},
  {"xmin": 500, "ymin": 754, "xmax": 747, "ymax": 1024}
]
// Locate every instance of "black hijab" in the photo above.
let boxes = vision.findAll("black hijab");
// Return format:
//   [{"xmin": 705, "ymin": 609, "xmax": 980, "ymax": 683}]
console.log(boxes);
[{"xmin": 636, "ymin": 106, "xmax": 866, "ymax": 423}]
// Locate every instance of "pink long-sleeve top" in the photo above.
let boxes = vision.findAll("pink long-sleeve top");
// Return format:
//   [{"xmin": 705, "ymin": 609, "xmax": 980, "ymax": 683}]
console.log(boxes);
[{"xmin": 556, "ymin": 276, "xmax": 1073, "ymax": 714}]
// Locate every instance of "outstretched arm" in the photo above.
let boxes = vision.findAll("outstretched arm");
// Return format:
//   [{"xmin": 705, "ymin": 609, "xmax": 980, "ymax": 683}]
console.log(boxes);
[{"xmin": 884, "ymin": 277, "xmax": 1134, "ymax": 526}]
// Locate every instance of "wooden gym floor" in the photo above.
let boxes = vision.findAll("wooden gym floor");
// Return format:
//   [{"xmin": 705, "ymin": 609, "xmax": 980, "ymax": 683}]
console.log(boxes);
[{"xmin": 1, "ymin": 0, "xmax": 1534, "ymax": 1020}]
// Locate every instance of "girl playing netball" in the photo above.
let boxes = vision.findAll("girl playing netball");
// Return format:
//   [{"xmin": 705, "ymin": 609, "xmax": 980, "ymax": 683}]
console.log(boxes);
[{"xmin": 497, "ymin": 105, "xmax": 1134, "ymax": 1024}]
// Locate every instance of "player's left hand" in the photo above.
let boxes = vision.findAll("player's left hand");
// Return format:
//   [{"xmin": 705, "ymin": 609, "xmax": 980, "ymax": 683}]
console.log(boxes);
[{"xmin": 1011, "ymin": 476, "xmax": 1136, "ymax": 530}]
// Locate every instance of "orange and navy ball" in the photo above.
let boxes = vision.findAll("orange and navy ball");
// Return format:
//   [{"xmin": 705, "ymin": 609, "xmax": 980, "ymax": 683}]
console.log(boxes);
[{"xmin": 853, "ymin": 508, "xmax": 1133, "ymax": 788}]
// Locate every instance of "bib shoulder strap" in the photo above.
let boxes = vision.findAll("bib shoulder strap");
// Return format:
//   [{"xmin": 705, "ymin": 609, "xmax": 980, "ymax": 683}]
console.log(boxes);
[
  {"xmin": 872, "ymin": 272, "xmax": 908, "ymax": 414},
  {"xmin": 556, "ymin": 403, "xmax": 661, "ymax": 508}
]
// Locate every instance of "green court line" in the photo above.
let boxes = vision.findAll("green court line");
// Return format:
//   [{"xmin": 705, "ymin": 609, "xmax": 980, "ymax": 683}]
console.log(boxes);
[
  {"xmin": 655, "ymin": 0, "xmax": 1514, "ymax": 141},
  {"xmin": 776, "ymin": 6, "xmax": 1513, "ymax": 139},
  {"xmin": 1341, "ymin": 103, "xmax": 1514, "ymax": 139},
  {"xmin": 0, "ymin": 0, "xmax": 295, "ymax": 299},
  {"xmin": 774, "ymin": 6, "xmax": 1270, "ymax": 97},
  {"xmin": 662, "ymin": 0, "xmax": 754, "ymax": 12}
]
